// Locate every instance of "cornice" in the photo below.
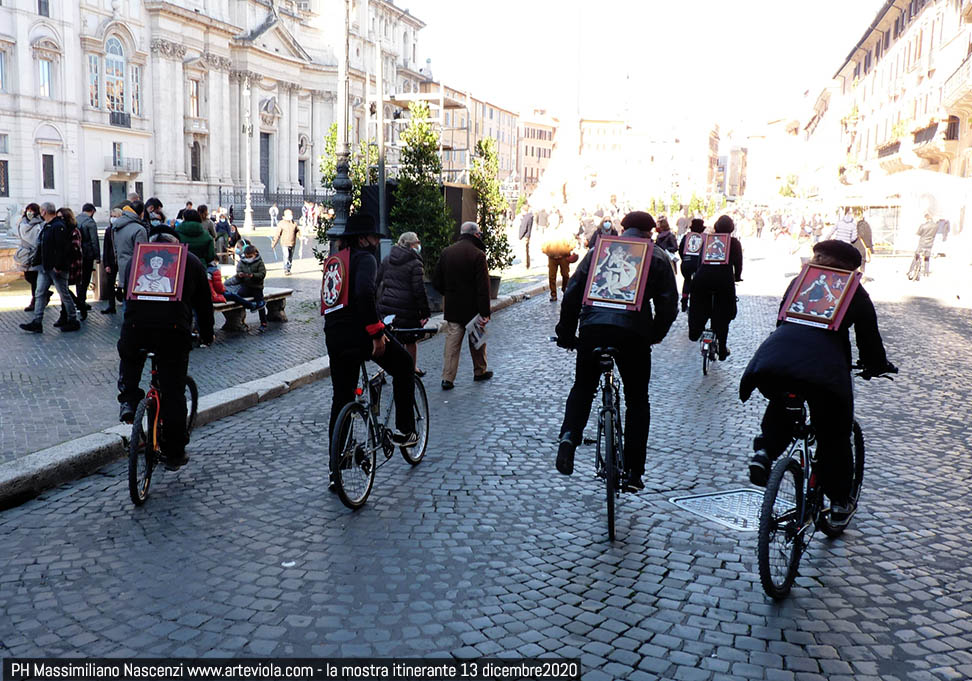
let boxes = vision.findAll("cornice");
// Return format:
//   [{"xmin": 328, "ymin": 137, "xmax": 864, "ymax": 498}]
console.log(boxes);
[
  {"xmin": 142, "ymin": 1, "xmax": 242, "ymax": 37},
  {"xmin": 150, "ymin": 38, "xmax": 187, "ymax": 58}
]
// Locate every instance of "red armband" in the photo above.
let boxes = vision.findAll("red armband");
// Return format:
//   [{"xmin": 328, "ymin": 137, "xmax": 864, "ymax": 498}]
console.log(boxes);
[{"xmin": 365, "ymin": 321, "xmax": 385, "ymax": 337}]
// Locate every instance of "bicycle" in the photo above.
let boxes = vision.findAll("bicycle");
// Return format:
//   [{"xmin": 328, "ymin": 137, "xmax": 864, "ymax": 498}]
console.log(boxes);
[
  {"xmin": 552, "ymin": 337, "xmax": 626, "ymax": 540},
  {"xmin": 756, "ymin": 362, "xmax": 897, "ymax": 599},
  {"xmin": 128, "ymin": 352, "xmax": 199, "ymax": 506},
  {"xmin": 700, "ymin": 328, "xmax": 718, "ymax": 376},
  {"xmin": 906, "ymin": 250, "xmax": 925, "ymax": 281},
  {"xmin": 329, "ymin": 327, "xmax": 436, "ymax": 510}
]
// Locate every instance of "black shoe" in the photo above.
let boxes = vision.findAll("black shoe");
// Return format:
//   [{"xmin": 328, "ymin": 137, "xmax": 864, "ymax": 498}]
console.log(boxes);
[
  {"xmin": 80, "ymin": 308, "xmax": 88, "ymax": 321},
  {"xmin": 719, "ymin": 347, "xmax": 730, "ymax": 361},
  {"xmin": 441, "ymin": 380, "xmax": 454, "ymax": 390},
  {"xmin": 119, "ymin": 403, "xmax": 136, "ymax": 423},
  {"xmin": 53, "ymin": 316, "xmax": 66, "ymax": 328},
  {"xmin": 23, "ymin": 304, "xmax": 34, "ymax": 312},
  {"xmin": 414, "ymin": 368, "xmax": 426, "ymax": 378},
  {"xmin": 328, "ymin": 478, "xmax": 338, "ymax": 493},
  {"xmin": 101, "ymin": 307, "xmax": 116, "ymax": 314},
  {"xmin": 556, "ymin": 437, "xmax": 575, "ymax": 475},
  {"xmin": 163, "ymin": 452, "xmax": 189, "ymax": 471},
  {"xmin": 829, "ymin": 499, "xmax": 857, "ymax": 526},
  {"xmin": 681, "ymin": 298, "xmax": 688, "ymax": 312},
  {"xmin": 623, "ymin": 474, "xmax": 645, "ymax": 492},
  {"xmin": 391, "ymin": 430, "xmax": 419, "ymax": 447},
  {"xmin": 749, "ymin": 450, "xmax": 771, "ymax": 487},
  {"xmin": 60, "ymin": 320, "xmax": 81, "ymax": 332},
  {"xmin": 473, "ymin": 371, "xmax": 493, "ymax": 382},
  {"xmin": 19, "ymin": 321, "xmax": 43, "ymax": 333}
]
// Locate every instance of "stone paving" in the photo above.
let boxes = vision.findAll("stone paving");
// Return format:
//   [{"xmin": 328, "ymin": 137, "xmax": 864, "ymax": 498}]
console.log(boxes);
[{"xmin": 2, "ymin": 250, "xmax": 971, "ymax": 680}]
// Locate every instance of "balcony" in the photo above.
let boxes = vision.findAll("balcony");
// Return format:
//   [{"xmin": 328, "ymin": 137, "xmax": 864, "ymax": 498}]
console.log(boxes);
[
  {"xmin": 875, "ymin": 140, "xmax": 915, "ymax": 174},
  {"xmin": 109, "ymin": 111, "xmax": 131, "ymax": 128},
  {"xmin": 912, "ymin": 121, "xmax": 958, "ymax": 166},
  {"xmin": 876, "ymin": 141, "xmax": 900, "ymax": 158},
  {"xmin": 184, "ymin": 117, "xmax": 209, "ymax": 135},
  {"xmin": 104, "ymin": 156, "xmax": 143, "ymax": 174},
  {"xmin": 944, "ymin": 53, "xmax": 972, "ymax": 115}
]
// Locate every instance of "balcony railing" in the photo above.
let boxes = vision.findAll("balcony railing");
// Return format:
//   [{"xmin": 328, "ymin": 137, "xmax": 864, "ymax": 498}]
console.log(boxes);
[
  {"xmin": 184, "ymin": 117, "xmax": 209, "ymax": 134},
  {"xmin": 944, "ymin": 52, "xmax": 972, "ymax": 109},
  {"xmin": 913, "ymin": 122, "xmax": 939, "ymax": 145},
  {"xmin": 877, "ymin": 141, "xmax": 900, "ymax": 158},
  {"xmin": 104, "ymin": 156, "xmax": 143, "ymax": 173},
  {"xmin": 109, "ymin": 111, "xmax": 131, "ymax": 128}
]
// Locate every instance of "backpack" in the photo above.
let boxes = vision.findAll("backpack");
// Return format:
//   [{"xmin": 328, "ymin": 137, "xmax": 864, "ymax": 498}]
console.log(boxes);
[{"xmin": 67, "ymin": 226, "xmax": 83, "ymax": 285}]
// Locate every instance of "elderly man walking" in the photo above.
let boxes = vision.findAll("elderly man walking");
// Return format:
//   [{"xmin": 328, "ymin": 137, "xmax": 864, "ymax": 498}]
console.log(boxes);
[
  {"xmin": 432, "ymin": 221, "xmax": 492, "ymax": 390},
  {"xmin": 20, "ymin": 202, "xmax": 80, "ymax": 333}
]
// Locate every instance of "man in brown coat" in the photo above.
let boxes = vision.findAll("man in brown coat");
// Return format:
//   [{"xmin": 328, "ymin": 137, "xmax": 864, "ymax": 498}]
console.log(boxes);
[
  {"xmin": 271, "ymin": 208, "xmax": 300, "ymax": 275},
  {"xmin": 432, "ymin": 221, "xmax": 492, "ymax": 390}
]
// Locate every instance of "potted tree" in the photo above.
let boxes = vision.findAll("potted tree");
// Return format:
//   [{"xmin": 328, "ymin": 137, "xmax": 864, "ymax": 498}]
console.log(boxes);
[{"xmin": 470, "ymin": 138, "xmax": 514, "ymax": 298}]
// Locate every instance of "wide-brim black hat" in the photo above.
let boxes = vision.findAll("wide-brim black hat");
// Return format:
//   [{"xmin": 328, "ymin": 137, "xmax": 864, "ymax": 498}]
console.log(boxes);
[
  {"xmin": 812, "ymin": 239, "xmax": 862, "ymax": 269},
  {"xmin": 620, "ymin": 211, "xmax": 655, "ymax": 233},
  {"xmin": 343, "ymin": 212, "xmax": 380, "ymax": 236}
]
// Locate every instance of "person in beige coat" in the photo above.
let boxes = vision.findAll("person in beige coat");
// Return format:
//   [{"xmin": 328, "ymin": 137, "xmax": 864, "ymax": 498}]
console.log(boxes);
[{"xmin": 271, "ymin": 208, "xmax": 300, "ymax": 275}]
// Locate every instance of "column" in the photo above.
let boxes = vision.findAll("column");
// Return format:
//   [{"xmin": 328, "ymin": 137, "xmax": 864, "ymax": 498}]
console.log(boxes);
[
  {"xmin": 229, "ymin": 72, "xmax": 240, "ymax": 186},
  {"xmin": 310, "ymin": 91, "xmax": 320, "ymax": 192},
  {"xmin": 150, "ymin": 52, "xmax": 171, "ymax": 178},
  {"xmin": 220, "ymin": 68, "xmax": 232, "ymax": 185},
  {"xmin": 289, "ymin": 85, "xmax": 299, "ymax": 191},
  {"xmin": 250, "ymin": 76, "xmax": 261, "ymax": 191},
  {"xmin": 173, "ymin": 57, "xmax": 187, "ymax": 180},
  {"xmin": 275, "ymin": 84, "xmax": 285, "ymax": 191},
  {"xmin": 206, "ymin": 71, "xmax": 220, "ymax": 186}
]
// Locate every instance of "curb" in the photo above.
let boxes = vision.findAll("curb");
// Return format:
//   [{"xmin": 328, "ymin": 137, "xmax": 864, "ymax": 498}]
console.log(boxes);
[{"xmin": 0, "ymin": 278, "xmax": 549, "ymax": 510}]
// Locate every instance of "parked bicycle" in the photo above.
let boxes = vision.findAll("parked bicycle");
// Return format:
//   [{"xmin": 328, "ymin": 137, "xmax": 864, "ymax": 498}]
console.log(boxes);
[
  {"xmin": 700, "ymin": 328, "xmax": 718, "ymax": 376},
  {"xmin": 128, "ymin": 352, "xmax": 199, "ymax": 506},
  {"xmin": 330, "ymin": 326, "xmax": 435, "ymax": 509},
  {"xmin": 906, "ymin": 250, "xmax": 925, "ymax": 281},
  {"xmin": 756, "ymin": 362, "xmax": 897, "ymax": 599}
]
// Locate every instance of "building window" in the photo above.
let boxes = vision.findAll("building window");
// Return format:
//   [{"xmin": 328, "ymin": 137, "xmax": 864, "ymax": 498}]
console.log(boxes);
[
  {"xmin": 112, "ymin": 142, "xmax": 122, "ymax": 166},
  {"xmin": 39, "ymin": 58, "xmax": 52, "ymax": 98},
  {"xmin": 135, "ymin": 180, "xmax": 143, "ymax": 197},
  {"xmin": 130, "ymin": 65, "xmax": 141, "ymax": 116},
  {"xmin": 188, "ymin": 80, "xmax": 199, "ymax": 117},
  {"xmin": 0, "ymin": 133, "xmax": 7, "ymax": 153},
  {"xmin": 88, "ymin": 54, "xmax": 99, "ymax": 108},
  {"xmin": 105, "ymin": 37, "xmax": 125, "ymax": 112},
  {"xmin": 42, "ymin": 153, "xmax": 54, "ymax": 189},
  {"xmin": 0, "ymin": 160, "xmax": 7, "ymax": 197},
  {"xmin": 91, "ymin": 179, "xmax": 101, "ymax": 207},
  {"xmin": 38, "ymin": 0, "xmax": 49, "ymax": 16},
  {"xmin": 190, "ymin": 141, "xmax": 201, "ymax": 181},
  {"xmin": 0, "ymin": 52, "xmax": 6, "ymax": 92}
]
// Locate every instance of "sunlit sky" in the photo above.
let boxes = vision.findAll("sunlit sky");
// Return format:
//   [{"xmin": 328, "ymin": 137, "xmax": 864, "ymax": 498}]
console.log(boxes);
[{"xmin": 401, "ymin": 0, "xmax": 884, "ymax": 133}]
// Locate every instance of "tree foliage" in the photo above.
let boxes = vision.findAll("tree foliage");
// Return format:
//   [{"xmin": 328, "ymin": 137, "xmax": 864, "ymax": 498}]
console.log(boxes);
[{"xmin": 470, "ymin": 137, "xmax": 514, "ymax": 273}]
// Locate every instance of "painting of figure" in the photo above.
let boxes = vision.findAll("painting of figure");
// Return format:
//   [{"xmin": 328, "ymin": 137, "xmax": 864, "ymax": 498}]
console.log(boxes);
[
  {"xmin": 684, "ymin": 232, "xmax": 704, "ymax": 256},
  {"xmin": 782, "ymin": 264, "xmax": 859, "ymax": 329},
  {"xmin": 701, "ymin": 233, "xmax": 730, "ymax": 264},
  {"xmin": 128, "ymin": 242, "xmax": 186, "ymax": 300},
  {"xmin": 583, "ymin": 236, "xmax": 652, "ymax": 310}
]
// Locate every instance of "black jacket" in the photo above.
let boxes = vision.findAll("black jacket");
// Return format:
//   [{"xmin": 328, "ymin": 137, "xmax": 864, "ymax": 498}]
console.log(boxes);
[
  {"xmin": 37, "ymin": 216, "xmax": 73, "ymax": 272},
  {"xmin": 325, "ymin": 245, "xmax": 384, "ymax": 346},
  {"xmin": 557, "ymin": 227, "xmax": 678, "ymax": 344},
  {"xmin": 122, "ymin": 250, "xmax": 215, "ymax": 344},
  {"xmin": 377, "ymin": 245, "xmax": 430, "ymax": 326},
  {"xmin": 78, "ymin": 213, "xmax": 100, "ymax": 260},
  {"xmin": 655, "ymin": 230, "xmax": 678, "ymax": 253},
  {"xmin": 740, "ymin": 279, "xmax": 888, "ymax": 403},
  {"xmin": 693, "ymin": 235, "xmax": 743, "ymax": 291},
  {"xmin": 518, "ymin": 212, "xmax": 534, "ymax": 240},
  {"xmin": 432, "ymin": 234, "xmax": 490, "ymax": 326}
]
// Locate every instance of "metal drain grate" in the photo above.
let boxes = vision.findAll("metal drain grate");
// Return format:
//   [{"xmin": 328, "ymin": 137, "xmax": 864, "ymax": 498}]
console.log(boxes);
[{"xmin": 669, "ymin": 488, "xmax": 764, "ymax": 532}]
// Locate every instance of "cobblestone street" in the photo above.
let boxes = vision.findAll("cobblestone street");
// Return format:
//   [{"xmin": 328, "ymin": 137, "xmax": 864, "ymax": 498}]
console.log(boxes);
[{"xmin": 2, "ymin": 251, "xmax": 971, "ymax": 680}]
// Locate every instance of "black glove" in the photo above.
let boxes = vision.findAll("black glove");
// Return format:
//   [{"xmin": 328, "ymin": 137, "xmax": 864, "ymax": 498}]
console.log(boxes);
[{"xmin": 556, "ymin": 334, "xmax": 577, "ymax": 350}]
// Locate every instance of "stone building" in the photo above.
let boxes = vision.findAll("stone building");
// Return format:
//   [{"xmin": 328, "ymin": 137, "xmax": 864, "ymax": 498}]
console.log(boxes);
[
  {"xmin": 517, "ymin": 109, "xmax": 557, "ymax": 197},
  {"xmin": 0, "ymin": 0, "xmax": 425, "ymax": 228}
]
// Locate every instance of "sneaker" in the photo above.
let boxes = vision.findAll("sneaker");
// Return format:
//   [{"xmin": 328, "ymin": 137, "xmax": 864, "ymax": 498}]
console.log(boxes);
[
  {"xmin": 163, "ymin": 451, "xmax": 189, "ymax": 471},
  {"xmin": 473, "ymin": 371, "xmax": 493, "ymax": 382},
  {"xmin": 101, "ymin": 307, "xmax": 116, "ymax": 314},
  {"xmin": 259, "ymin": 322, "xmax": 268, "ymax": 330},
  {"xmin": 23, "ymin": 304, "xmax": 34, "ymax": 312},
  {"xmin": 391, "ymin": 430, "xmax": 419, "ymax": 447},
  {"xmin": 60, "ymin": 320, "xmax": 81, "ymax": 332},
  {"xmin": 829, "ymin": 500, "xmax": 857, "ymax": 526},
  {"xmin": 623, "ymin": 474, "xmax": 645, "ymax": 492},
  {"xmin": 414, "ymin": 368, "xmax": 426, "ymax": 378},
  {"xmin": 749, "ymin": 450, "xmax": 771, "ymax": 487},
  {"xmin": 441, "ymin": 380, "xmax": 454, "ymax": 390},
  {"xmin": 119, "ymin": 403, "xmax": 136, "ymax": 424},
  {"xmin": 550, "ymin": 295, "xmax": 557, "ymax": 302},
  {"xmin": 53, "ymin": 316, "xmax": 66, "ymax": 328},
  {"xmin": 19, "ymin": 321, "xmax": 43, "ymax": 333},
  {"xmin": 556, "ymin": 437, "xmax": 575, "ymax": 475},
  {"xmin": 253, "ymin": 300, "xmax": 267, "ymax": 310}
]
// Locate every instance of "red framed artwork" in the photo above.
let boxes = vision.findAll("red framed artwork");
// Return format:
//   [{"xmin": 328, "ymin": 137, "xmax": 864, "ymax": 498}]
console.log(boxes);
[
  {"xmin": 779, "ymin": 264, "xmax": 861, "ymax": 330},
  {"xmin": 683, "ymin": 232, "xmax": 704, "ymax": 257},
  {"xmin": 127, "ymin": 242, "xmax": 188, "ymax": 302},
  {"xmin": 581, "ymin": 236, "xmax": 654, "ymax": 312},
  {"xmin": 701, "ymin": 233, "xmax": 731, "ymax": 264},
  {"xmin": 320, "ymin": 248, "xmax": 351, "ymax": 315}
]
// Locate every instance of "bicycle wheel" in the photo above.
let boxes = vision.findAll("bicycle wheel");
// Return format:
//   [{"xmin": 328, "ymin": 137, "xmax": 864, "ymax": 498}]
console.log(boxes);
[
  {"xmin": 128, "ymin": 398, "xmax": 157, "ymax": 506},
  {"xmin": 702, "ymin": 348, "xmax": 709, "ymax": 376},
  {"xmin": 330, "ymin": 402, "xmax": 376, "ymax": 509},
  {"xmin": 185, "ymin": 376, "xmax": 199, "ymax": 435},
  {"xmin": 819, "ymin": 421, "xmax": 865, "ymax": 539},
  {"xmin": 604, "ymin": 412, "xmax": 616, "ymax": 541},
  {"xmin": 907, "ymin": 254, "xmax": 921, "ymax": 280},
  {"xmin": 757, "ymin": 456, "xmax": 805, "ymax": 599},
  {"xmin": 400, "ymin": 377, "xmax": 429, "ymax": 465}
]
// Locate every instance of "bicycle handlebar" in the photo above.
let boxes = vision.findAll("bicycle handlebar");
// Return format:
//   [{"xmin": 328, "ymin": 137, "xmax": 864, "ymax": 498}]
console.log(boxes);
[{"xmin": 853, "ymin": 361, "xmax": 898, "ymax": 381}]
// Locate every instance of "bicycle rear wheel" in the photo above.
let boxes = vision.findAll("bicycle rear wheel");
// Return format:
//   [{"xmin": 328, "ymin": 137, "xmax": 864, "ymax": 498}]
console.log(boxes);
[
  {"xmin": 907, "ymin": 253, "xmax": 921, "ymax": 280},
  {"xmin": 757, "ymin": 457, "xmax": 805, "ymax": 599},
  {"xmin": 400, "ymin": 377, "xmax": 429, "ymax": 465},
  {"xmin": 185, "ymin": 376, "xmax": 199, "ymax": 435},
  {"xmin": 819, "ymin": 421, "xmax": 865, "ymax": 539},
  {"xmin": 604, "ymin": 413, "xmax": 616, "ymax": 541},
  {"xmin": 128, "ymin": 398, "xmax": 157, "ymax": 506},
  {"xmin": 702, "ymin": 348, "xmax": 709, "ymax": 376},
  {"xmin": 330, "ymin": 402, "xmax": 376, "ymax": 509}
]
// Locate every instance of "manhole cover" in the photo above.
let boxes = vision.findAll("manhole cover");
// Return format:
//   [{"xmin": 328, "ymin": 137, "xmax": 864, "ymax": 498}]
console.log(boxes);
[{"xmin": 669, "ymin": 488, "xmax": 764, "ymax": 532}]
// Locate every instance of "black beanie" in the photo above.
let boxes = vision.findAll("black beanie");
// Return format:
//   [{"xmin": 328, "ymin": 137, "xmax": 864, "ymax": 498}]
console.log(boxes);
[
  {"xmin": 812, "ymin": 239, "xmax": 862, "ymax": 270},
  {"xmin": 714, "ymin": 215, "xmax": 735, "ymax": 234},
  {"xmin": 690, "ymin": 218, "xmax": 704, "ymax": 233},
  {"xmin": 620, "ymin": 211, "xmax": 655, "ymax": 233}
]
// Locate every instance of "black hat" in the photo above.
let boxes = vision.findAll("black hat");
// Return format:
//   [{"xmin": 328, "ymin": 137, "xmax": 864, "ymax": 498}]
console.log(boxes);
[
  {"xmin": 620, "ymin": 211, "xmax": 655, "ymax": 233},
  {"xmin": 714, "ymin": 215, "xmax": 735, "ymax": 234},
  {"xmin": 690, "ymin": 218, "xmax": 705, "ymax": 233},
  {"xmin": 343, "ymin": 212, "xmax": 380, "ymax": 237},
  {"xmin": 812, "ymin": 239, "xmax": 862, "ymax": 270}
]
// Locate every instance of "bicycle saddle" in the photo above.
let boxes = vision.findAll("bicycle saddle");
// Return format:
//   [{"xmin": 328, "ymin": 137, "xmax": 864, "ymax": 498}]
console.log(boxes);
[{"xmin": 592, "ymin": 346, "xmax": 620, "ymax": 370}]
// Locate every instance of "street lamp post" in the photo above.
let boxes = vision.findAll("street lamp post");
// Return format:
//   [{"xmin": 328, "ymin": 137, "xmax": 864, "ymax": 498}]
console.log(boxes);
[
  {"xmin": 243, "ymin": 75, "xmax": 254, "ymax": 232},
  {"xmin": 329, "ymin": 0, "xmax": 352, "ymax": 246}
]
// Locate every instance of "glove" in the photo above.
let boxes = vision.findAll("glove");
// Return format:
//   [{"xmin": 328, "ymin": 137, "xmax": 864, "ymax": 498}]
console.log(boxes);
[{"xmin": 556, "ymin": 335, "xmax": 577, "ymax": 350}]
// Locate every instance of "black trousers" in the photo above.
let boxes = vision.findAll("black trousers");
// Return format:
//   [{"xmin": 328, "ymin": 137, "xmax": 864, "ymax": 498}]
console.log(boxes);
[
  {"xmin": 325, "ymin": 333, "xmax": 416, "ymax": 445},
  {"xmin": 118, "ymin": 326, "xmax": 192, "ymax": 455},
  {"xmin": 104, "ymin": 269, "xmax": 117, "ymax": 309},
  {"xmin": 77, "ymin": 257, "xmax": 95, "ymax": 307},
  {"xmin": 688, "ymin": 278, "xmax": 736, "ymax": 351},
  {"xmin": 559, "ymin": 326, "xmax": 652, "ymax": 477},
  {"xmin": 757, "ymin": 388, "xmax": 853, "ymax": 505},
  {"xmin": 680, "ymin": 260, "xmax": 698, "ymax": 300}
]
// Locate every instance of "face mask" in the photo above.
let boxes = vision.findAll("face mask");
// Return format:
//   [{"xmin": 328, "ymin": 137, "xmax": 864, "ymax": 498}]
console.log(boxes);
[
  {"xmin": 110, "ymin": 217, "xmax": 119, "ymax": 226},
  {"xmin": 26, "ymin": 211, "xmax": 35, "ymax": 219},
  {"xmin": 242, "ymin": 255, "xmax": 257, "ymax": 263},
  {"xmin": 414, "ymin": 244, "xmax": 422, "ymax": 254},
  {"xmin": 602, "ymin": 223, "xmax": 612, "ymax": 232}
]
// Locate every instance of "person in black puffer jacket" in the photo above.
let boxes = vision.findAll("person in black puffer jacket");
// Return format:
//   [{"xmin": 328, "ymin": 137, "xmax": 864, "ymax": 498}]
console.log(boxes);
[{"xmin": 377, "ymin": 231, "xmax": 431, "ymax": 375}]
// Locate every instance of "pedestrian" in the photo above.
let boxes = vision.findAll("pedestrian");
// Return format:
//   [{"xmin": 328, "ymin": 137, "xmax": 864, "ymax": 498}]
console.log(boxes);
[
  {"xmin": 687, "ymin": 215, "xmax": 743, "ymax": 361},
  {"xmin": 14, "ymin": 203, "xmax": 44, "ymax": 310},
  {"xmin": 517, "ymin": 204, "xmax": 534, "ymax": 269},
  {"xmin": 829, "ymin": 208, "xmax": 858, "ymax": 244},
  {"xmin": 855, "ymin": 211, "xmax": 874, "ymax": 278},
  {"xmin": 56, "ymin": 206, "xmax": 85, "ymax": 323},
  {"xmin": 585, "ymin": 216, "xmax": 618, "ymax": 250},
  {"xmin": 678, "ymin": 218, "xmax": 705, "ymax": 312},
  {"xmin": 176, "ymin": 209, "xmax": 216, "ymax": 265},
  {"xmin": 227, "ymin": 220, "xmax": 243, "ymax": 255},
  {"xmin": 268, "ymin": 203, "xmax": 279, "ymax": 229},
  {"xmin": 541, "ymin": 214, "xmax": 576, "ymax": 302},
  {"xmin": 19, "ymin": 202, "xmax": 80, "ymax": 333},
  {"xmin": 224, "ymin": 244, "xmax": 268, "ymax": 330},
  {"xmin": 76, "ymin": 203, "xmax": 99, "ymax": 317},
  {"xmin": 675, "ymin": 209, "xmax": 690, "ymax": 238},
  {"xmin": 198, "ymin": 204, "xmax": 218, "ymax": 242},
  {"xmin": 654, "ymin": 216, "xmax": 678, "ymax": 253},
  {"xmin": 176, "ymin": 201, "xmax": 193, "ymax": 222},
  {"xmin": 100, "ymin": 208, "xmax": 121, "ymax": 314},
  {"xmin": 432, "ymin": 221, "xmax": 493, "ymax": 390},
  {"xmin": 755, "ymin": 212, "xmax": 765, "ymax": 238},
  {"xmin": 324, "ymin": 212, "xmax": 418, "ymax": 490},
  {"xmin": 271, "ymin": 208, "xmax": 300, "ymax": 275},
  {"xmin": 111, "ymin": 200, "xmax": 149, "ymax": 297},
  {"xmin": 553, "ymin": 210, "xmax": 678, "ymax": 491},
  {"xmin": 377, "ymin": 231, "xmax": 431, "ymax": 376},
  {"xmin": 215, "ymin": 208, "xmax": 232, "ymax": 255},
  {"xmin": 915, "ymin": 213, "xmax": 938, "ymax": 277}
]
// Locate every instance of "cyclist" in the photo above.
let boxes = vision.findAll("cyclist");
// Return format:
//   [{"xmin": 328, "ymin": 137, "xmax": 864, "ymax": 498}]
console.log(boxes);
[
  {"xmin": 116, "ymin": 235, "xmax": 215, "ymax": 470},
  {"xmin": 677, "ymin": 218, "xmax": 705, "ymax": 312},
  {"xmin": 687, "ymin": 214, "xmax": 743, "ymax": 360},
  {"xmin": 324, "ymin": 213, "xmax": 417, "ymax": 483},
  {"xmin": 554, "ymin": 211, "xmax": 678, "ymax": 492},
  {"xmin": 739, "ymin": 239, "xmax": 896, "ymax": 524}
]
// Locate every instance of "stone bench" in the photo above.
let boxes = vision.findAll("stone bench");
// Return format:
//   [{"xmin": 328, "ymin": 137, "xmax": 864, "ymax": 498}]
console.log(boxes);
[{"xmin": 214, "ymin": 286, "xmax": 293, "ymax": 331}]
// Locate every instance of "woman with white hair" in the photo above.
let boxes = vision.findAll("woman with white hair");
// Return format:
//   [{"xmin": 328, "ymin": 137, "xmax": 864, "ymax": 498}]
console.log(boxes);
[{"xmin": 377, "ymin": 231, "xmax": 431, "ymax": 375}]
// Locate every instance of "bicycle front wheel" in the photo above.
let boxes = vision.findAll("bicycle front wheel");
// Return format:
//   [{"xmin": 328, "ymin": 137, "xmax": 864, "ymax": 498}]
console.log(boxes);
[
  {"xmin": 185, "ymin": 376, "xmax": 199, "ymax": 435},
  {"xmin": 604, "ymin": 413, "xmax": 616, "ymax": 541},
  {"xmin": 330, "ymin": 402, "xmax": 376, "ymax": 509},
  {"xmin": 907, "ymin": 254, "xmax": 921, "ymax": 280},
  {"xmin": 128, "ymin": 398, "xmax": 157, "ymax": 506},
  {"xmin": 400, "ymin": 377, "xmax": 429, "ymax": 465},
  {"xmin": 757, "ymin": 457, "xmax": 805, "ymax": 599},
  {"xmin": 702, "ymin": 349, "xmax": 709, "ymax": 376},
  {"xmin": 819, "ymin": 421, "xmax": 865, "ymax": 539}
]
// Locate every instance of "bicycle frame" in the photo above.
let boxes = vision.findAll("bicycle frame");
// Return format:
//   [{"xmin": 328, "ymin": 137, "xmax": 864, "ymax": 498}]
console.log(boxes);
[
  {"xmin": 353, "ymin": 362, "xmax": 397, "ymax": 464},
  {"xmin": 595, "ymin": 363, "xmax": 624, "ymax": 480},
  {"xmin": 780, "ymin": 401, "xmax": 826, "ymax": 542}
]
